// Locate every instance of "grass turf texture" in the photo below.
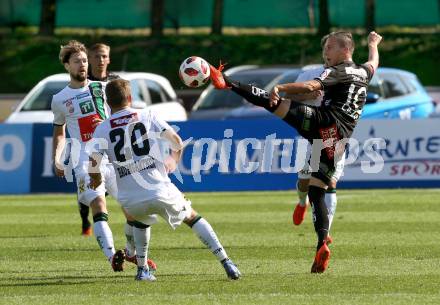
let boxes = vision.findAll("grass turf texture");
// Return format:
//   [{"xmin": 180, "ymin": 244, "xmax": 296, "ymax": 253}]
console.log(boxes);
[{"xmin": 0, "ymin": 189, "xmax": 439, "ymax": 305}]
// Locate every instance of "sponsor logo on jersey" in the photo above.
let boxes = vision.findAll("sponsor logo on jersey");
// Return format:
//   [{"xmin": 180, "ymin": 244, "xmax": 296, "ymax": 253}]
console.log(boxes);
[
  {"xmin": 318, "ymin": 124, "xmax": 341, "ymax": 159},
  {"xmin": 319, "ymin": 68, "xmax": 331, "ymax": 80},
  {"xmin": 79, "ymin": 100, "xmax": 95, "ymax": 114},
  {"xmin": 345, "ymin": 67, "xmax": 368, "ymax": 79},
  {"xmin": 110, "ymin": 113, "xmax": 138, "ymax": 128},
  {"xmin": 78, "ymin": 114, "xmax": 100, "ymax": 142},
  {"xmin": 75, "ymin": 92, "xmax": 89, "ymax": 100}
]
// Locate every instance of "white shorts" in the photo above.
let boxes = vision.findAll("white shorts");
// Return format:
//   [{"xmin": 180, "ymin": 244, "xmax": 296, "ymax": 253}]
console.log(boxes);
[
  {"xmin": 75, "ymin": 162, "xmax": 118, "ymax": 205},
  {"xmin": 297, "ymin": 136, "xmax": 345, "ymax": 181},
  {"xmin": 123, "ymin": 192, "xmax": 192, "ymax": 229}
]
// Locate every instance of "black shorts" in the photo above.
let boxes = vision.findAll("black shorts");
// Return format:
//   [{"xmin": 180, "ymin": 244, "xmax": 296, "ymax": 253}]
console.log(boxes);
[{"xmin": 283, "ymin": 104, "xmax": 346, "ymax": 184}]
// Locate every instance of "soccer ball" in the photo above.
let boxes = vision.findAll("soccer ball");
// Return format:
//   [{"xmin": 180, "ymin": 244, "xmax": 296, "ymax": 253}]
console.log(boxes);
[{"xmin": 179, "ymin": 56, "xmax": 210, "ymax": 88}]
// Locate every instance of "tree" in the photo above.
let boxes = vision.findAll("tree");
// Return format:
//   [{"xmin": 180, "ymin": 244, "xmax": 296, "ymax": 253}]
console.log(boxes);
[
  {"xmin": 39, "ymin": 0, "xmax": 56, "ymax": 36},
  {"xmin": 318, "ymin": 0, "xmax": 330, "ymax": 36},
  {"xmin": 365, "ymin": 0, "xmax": 375, "ymax": 33},
  {"xmin": 151, "ymin": 0, "xmax": 165, "ymax": 38},
  {"xmin": 211, "ymin": 0, "xmax": 224, "ymax": 35}
]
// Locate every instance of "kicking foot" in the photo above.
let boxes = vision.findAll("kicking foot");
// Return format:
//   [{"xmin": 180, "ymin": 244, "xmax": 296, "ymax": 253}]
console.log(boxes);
[
  {"xmin": 135, "ymin": 266, "xmax": 157, "ymax": 281},
  {"xmin": 111, "ymin": 249, "xmax": 125, "ymax": 272},
  {"xmin": 222, "ymin": 259, "xmax": 241, "ymax": 280},
  {"xmin": 292, "ymin": 203, "xmax": 307, "ymax": 226},
  {"xmin": 209, "ymin": 61, "xmax": 231, "ymax": 89}
]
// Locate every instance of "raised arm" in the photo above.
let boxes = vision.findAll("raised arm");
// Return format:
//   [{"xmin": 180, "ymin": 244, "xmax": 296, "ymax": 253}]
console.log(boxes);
[{"xmin": 364, "ymin": 31, "xmax": 382, "ymax": 73}]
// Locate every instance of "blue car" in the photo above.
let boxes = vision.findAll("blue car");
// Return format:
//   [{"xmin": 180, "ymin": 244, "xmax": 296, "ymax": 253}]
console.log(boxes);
[{"xmin": 190, "ymin": 65, "xmax": 435, "ymax": 120}]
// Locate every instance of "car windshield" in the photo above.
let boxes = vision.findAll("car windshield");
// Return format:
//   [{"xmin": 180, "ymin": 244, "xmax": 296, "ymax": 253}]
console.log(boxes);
[
  {"xmin": 197, "ymin": 70, "xmax": 283, "ymax": 110},
  {"xmin": 22, "ymin": 81, "xmax": 68, "ymax": 111}
]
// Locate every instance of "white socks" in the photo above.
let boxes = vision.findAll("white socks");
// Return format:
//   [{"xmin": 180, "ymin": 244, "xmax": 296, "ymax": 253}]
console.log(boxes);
[
  {"xmin": 93, "ymin": 221, "xmax": 115, "ymax": 260},
  {"xmin": 192, "ymin": 218, "xmax": 228, "ymax": 262},
  {"xmin": 133, "ymin": 226, "xmax": 151, "ymax": 268},
  {"xmin": 124, "ymin": 222, "xmax": 135, "ymax": 256},
  {"xmin": 325, "ymin": 192, "xmax": 337, "ymax": 231}
]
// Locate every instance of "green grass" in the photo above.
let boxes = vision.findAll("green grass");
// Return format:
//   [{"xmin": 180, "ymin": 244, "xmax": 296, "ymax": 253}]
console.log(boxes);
[{"xmin": 1, "ymin": 189, "xmax": 440, "ymax": 304}]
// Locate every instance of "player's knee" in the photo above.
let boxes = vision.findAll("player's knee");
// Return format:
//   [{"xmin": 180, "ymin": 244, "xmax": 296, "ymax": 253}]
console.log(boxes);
[
  {"xmin": 297, "ymin": 178, "xmax": 310, "ymax": 192},
  {"xmin": 327, "ymin": 179, "xmax": 337, "ymax": 190},
  {"xmin": 90, "ymin": 196, "xmax": 107, "ymax": 214}
]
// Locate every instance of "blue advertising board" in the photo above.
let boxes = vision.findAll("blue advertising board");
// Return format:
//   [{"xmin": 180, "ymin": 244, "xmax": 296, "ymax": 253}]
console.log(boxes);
[
  {"xmin": 0, "ymin": 118, "xmax": 439, "ymax": 194},
  {"xmin": 0, "ymin": 124, "xmax": 33, "ymax": 194}
]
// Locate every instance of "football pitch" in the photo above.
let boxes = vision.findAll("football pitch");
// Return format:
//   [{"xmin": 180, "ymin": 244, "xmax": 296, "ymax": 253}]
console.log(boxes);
[{"xmin": 1, "ymin": 189, "xmax": 440, "ymax": 305}]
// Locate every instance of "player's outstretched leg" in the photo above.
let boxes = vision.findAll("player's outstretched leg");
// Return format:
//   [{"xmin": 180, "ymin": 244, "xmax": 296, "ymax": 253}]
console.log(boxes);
[
  {"xmin": 308, "ymin": 185, "xmax": 331, "ymax": 273},
  {"xmin": 209, "ymin": 63, "xmax": 280, "ymax": 113},
  {"xmin": 185, "ymin": 211, "xmax": 241, "ymax": 280},
  {"xmin": 132, "ymin": 221, "xmax": 156, "ymax": 282},
  {"xmin": 78, "ymin": 201, "xmax": 92, "ymax": 236}
]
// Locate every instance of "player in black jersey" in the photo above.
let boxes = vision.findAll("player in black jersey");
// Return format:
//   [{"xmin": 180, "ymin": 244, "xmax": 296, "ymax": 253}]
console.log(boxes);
[{"xmin": 209, "ymin": 31, "xmax": 382, "ymax": 273}]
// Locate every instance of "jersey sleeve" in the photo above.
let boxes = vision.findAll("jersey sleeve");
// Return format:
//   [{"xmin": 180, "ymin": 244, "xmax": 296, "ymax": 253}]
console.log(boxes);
[
  {"xmin": 51, "ymin": 97, "xmax": 66, "ymax": 126},
  {"xmin": 150, "ymin": 112, "xmax": 172, "ymax": 134},
  {"xmin": 314, "ymin": 67, "xmax": 340, "ymax": 89},
  {"xmin": 360, "ymin": 64, "xmax": 374, "ymax": 82}
]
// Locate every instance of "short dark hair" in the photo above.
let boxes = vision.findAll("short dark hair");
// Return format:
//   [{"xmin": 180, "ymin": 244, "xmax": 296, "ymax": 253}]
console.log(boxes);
[
  {"xmin": 105, "ymin": 79, "xmax": 131, "ymax": 108},
  {"xmin": 89, "ymin": 43, "xmax": 110, "ymax": 53},
  {"xmin": 327, "ymin": 31, "xmax": 355, "ymax": 54},
  {"xmin": 59, "ymin": 40, "xmax": 87, "ymax": 64}
]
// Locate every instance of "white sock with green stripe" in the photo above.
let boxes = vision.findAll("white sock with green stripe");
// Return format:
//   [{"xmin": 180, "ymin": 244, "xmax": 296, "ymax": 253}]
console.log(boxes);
[
  {"xmin": 93, "ymin": 213, "xmax": 115, "ymax": 260},
  {"xmin": 133, "ymin": 225, "xmax": 151, "ymax": 268},
  {"xmin": 325, "ymin": 189, "xmax": 337, "ymax": 231}
]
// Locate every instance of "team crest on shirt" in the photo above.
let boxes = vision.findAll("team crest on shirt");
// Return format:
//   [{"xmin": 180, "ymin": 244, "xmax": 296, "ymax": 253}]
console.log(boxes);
[
  {"xmin": 319, "ymin": 68, "xmax": 332, "ymax": 80},
  {"xmin": 63, "ymin": 99, "xmax": 75, "ymax": 113},
  {"xmin": 92, "ymin": 88, "xmax": 103, "ymax": 97}
]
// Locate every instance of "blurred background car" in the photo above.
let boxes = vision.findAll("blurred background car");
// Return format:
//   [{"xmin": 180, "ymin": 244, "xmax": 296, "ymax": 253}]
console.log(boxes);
[
  {"xmin": 5, "ymin": 72, "xmax": 187, "ymax": 123},
  {"xmin": 190, "ymin": 65, "xmax": 435, "ymax": 120}
]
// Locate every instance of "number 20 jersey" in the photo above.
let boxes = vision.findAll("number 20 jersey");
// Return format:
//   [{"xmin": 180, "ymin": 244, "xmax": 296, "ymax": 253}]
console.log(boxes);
[
  {"xmin": 92, "ymin": 108, "xmax": 180, "ymax": 205},
  {"xmin": 314, "ymin": 61, "xmax": 374, "ymax": 138}
]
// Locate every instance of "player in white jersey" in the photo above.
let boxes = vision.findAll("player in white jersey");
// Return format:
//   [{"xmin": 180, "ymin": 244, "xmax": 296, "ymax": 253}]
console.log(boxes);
[
  {"xmin": 51, "ymin": 40, "xmax": 125, "ymax": 272},
  {"xmin": 88, "ymin": 79, "xmax": 241, "ymax": 281},
  {"xmin": 291, "ymin": 35, "xmax": 344, "ymax": 235}
]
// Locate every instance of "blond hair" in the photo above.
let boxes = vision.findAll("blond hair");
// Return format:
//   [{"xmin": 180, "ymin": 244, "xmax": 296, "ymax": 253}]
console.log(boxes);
[{"xmin": 89, "ymin": 43, "xmax": 110, "ymax": 54}]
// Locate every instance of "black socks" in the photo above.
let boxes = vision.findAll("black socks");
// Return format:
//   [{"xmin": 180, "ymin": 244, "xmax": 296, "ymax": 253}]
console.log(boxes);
[{"xmin": 308, "ymin": 185, "xmax": 329, "ymax": 251}]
